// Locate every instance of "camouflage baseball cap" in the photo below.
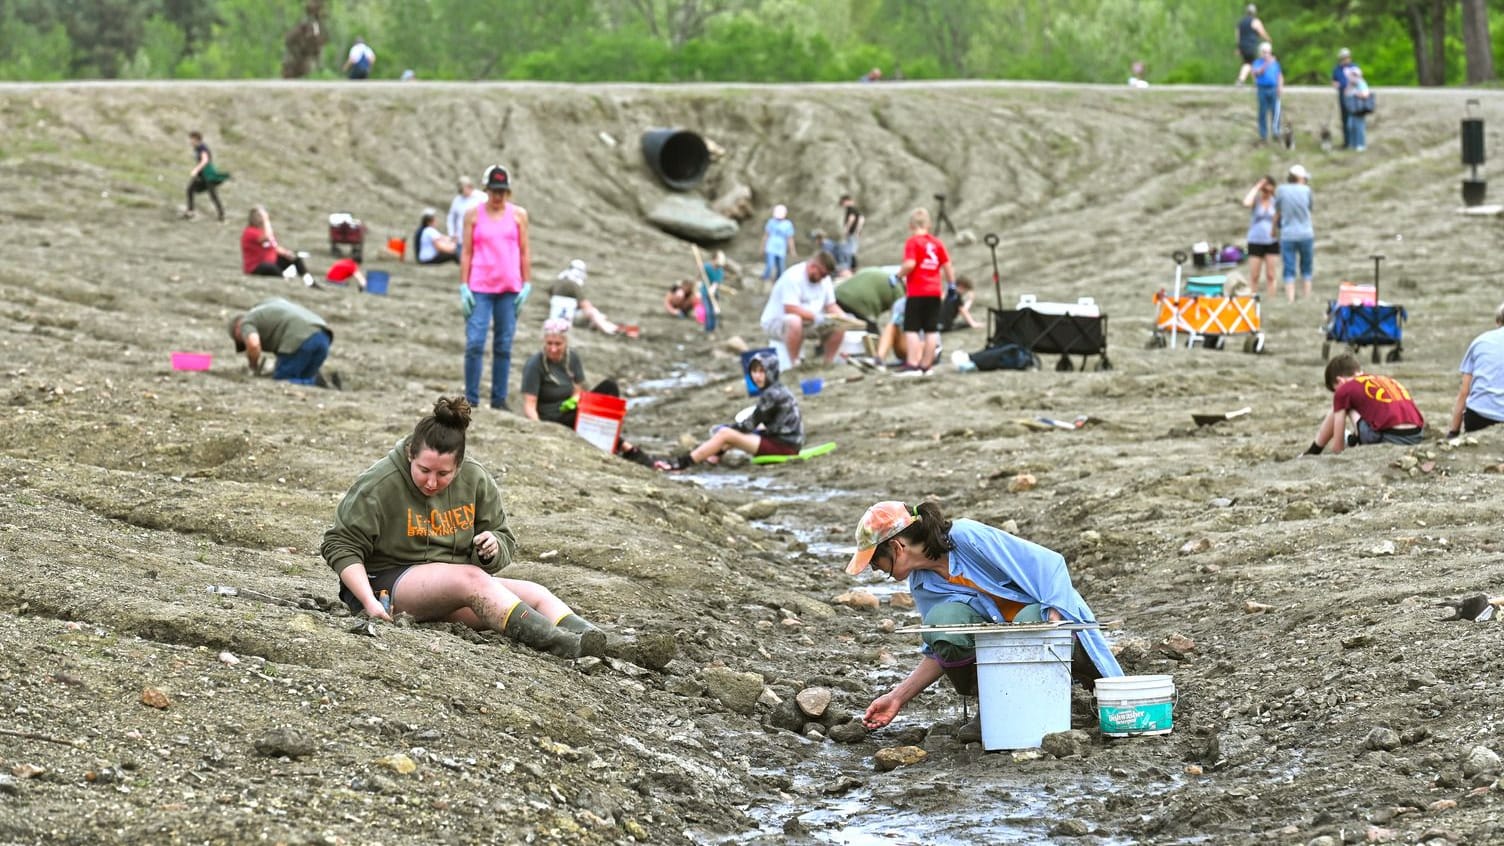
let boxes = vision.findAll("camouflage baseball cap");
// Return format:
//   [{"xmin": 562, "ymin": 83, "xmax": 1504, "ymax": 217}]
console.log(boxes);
[{"xmin": 846, "ymin": 501, "xmax": 915, "ymax": 575}]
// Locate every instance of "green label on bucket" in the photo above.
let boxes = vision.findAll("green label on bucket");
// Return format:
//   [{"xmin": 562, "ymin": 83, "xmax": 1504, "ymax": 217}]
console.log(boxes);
[{"xmin": 1099, "ymin": 700, "xmax": 1173, "ymax": 735}]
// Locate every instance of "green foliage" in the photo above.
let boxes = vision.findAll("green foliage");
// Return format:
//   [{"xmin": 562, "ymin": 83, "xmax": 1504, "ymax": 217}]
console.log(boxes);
[{"xmin": 0, "ymin": 0, "xmax": 1497, "ymax": 85}]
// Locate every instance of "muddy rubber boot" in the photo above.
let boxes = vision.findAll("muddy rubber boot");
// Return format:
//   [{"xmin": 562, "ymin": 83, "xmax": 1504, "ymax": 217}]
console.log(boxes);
[
  {"xmin": 502, "ymin": 605, "xmax": 586, "ymax": 659},
  {"xmin": 554, "ymin": 613, "xmax": 607, "ymax": 658}
]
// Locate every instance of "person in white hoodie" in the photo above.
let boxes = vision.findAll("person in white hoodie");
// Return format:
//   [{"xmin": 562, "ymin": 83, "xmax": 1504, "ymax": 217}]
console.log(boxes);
[{"xmin": 445, "ymin": 176, "xmax": 486, "ymax": 247}]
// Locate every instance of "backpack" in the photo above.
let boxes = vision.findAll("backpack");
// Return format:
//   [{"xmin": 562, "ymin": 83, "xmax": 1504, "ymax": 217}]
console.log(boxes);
[
  {"xmin": 1354, "ymin": 90, "xmax": 1376, "ymax": 115},
  {"xmin": 970, "ymin": 343, "xmax": 1039, "ymax": 372}
]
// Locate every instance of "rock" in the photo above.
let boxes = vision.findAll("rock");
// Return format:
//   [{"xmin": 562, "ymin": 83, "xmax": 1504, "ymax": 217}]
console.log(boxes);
[
  {"xmin": 873, "ymin": 745, "xmax": 927, "ymax": 772},
  {"xmin": 833, "ymin": 591, "xmax": 880, "ymax": 611},
  {"xmin": 1428, "ymin": 799, "xmax": 1457, "ymax": 812},
  {"xmin": 1306, "ymin": 837, "xmax": 1339, "ymax": 846},
  {"xmin": 375, "ymin": 753, "xmax": 417, "ymax": 775},
  {"xmin": 1462, "ymin": 745, "xmax": 1500, "ymax": 778},
  {"xmin": 646, "ymin": 195, "xmax": 738, "ymax": 242},
  {"xmin": 1041, "ymin": 729, "xmax": 1091, "ymax": 759},
  {"xmin": 1001, "ymin": 519, "xmax": 1020, "ymax": 534},
  {"xmin": 1209, "ymin": 497, "xmax": 1234, "ymax": 508},
  {"xmin": 253, "ymin": 727, "xmax": 316, "ymax": 759},
  {"xmin": 1203, "ymin": 726, "xmax": 1261, "ymax": 768},
  {"xmin": 1282, "ymin": 501, "xmax": 1320, "ymax": 520},
  {"xmin": 736, "ymin": 499, "xmax": 780, "ymax": 520},
  {"xmin": 757, "ymin": 687, "xmax": 782, "ymax": 707},
  {"xmin": 828, "ymin": 722, "xmax": 868, "ymax": 744},
  {"xmin": 1050, "ymin": 819, "xmax": 1090, "ymax": 837},
  {"xmin": 1367, "ymin": 540, "xmax": 1397, "ymax": 557},
  {"xmin": 1401, "ymin": 727, "xmax": 1430, "ymax": 745},
  {"xmin": 285, "ymin": 614, "xmax": 319, "ymax": 634},
  {"xmin": 710, "ymin": 183, "xmax": 753, "ymax": 221},
  {"xmin": 10, "ymin": 764, "xmax": 44, "ymax": 779},
  {"xmin": 795, "ymin": 687, "xmax": 833, "ymax": 719},
  {"xmin": 217, "ymin": 651, "xmax": 240, "ymax": 666},
  {"xmin": 1243, "ymin": 600, "xmax": 1274, "ymax": 614},
  {"xmin": 1184, "ymin": 764, "xmax": 1203, "ymax": 776},
  {"xmin": 665, "ymin": 676, "xmax": 705, "ymax": 698},
  {"xmin": 1342, "ymin": 634, "xmax": 1372, "ymax": 649},
  {"xmin": 1363, "ymin": 727, "xmax": 1401, "ymax": 751},
  {"xmin": 822, "ymin": 775, "xmax": 862, "ymax": 795},
  {"xmin": 632, "ymin": 633, "xmax": 678, "ymax": 672},
  {"xmin": 821, "ymin": 706, "xmax": 853, "ymax": 728},
  {"xmin": 768, "ymin": 700, "xmax": 806, "ymax": 733},
  {"xmin": 139, "ymin": 687, "xmax": 172, "ymax": 709},
  {"xmin": 355, "ymin": 774, "xmax": 399, "ymax": 794},
  {"xmin": 1008, "ymin": 472, "xmax": 1037, "ymax": 493},
  {"xmin": 701, "ymin": 666, "xmax": 766, "ymax": 715},
  {"xmin": 1179, "ymin": 537, "xmax": 1211, "ymax": 555},
  {"xmin": 889, "ymin": 592, "xmax": 915, "ymax": 610},
  {"xmin": 0, "ymin": 775, "xmax": 17, "ymax": 796},
  {"xmin": 1159, "ymin": 633, "xmax": 1196, "ymax": 658}
]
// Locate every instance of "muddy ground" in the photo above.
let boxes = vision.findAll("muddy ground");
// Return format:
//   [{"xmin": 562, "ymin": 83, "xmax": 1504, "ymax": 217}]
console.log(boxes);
[{"xmin": 2, "ymin": 80, "xmax": 1504, "ymax": 845}]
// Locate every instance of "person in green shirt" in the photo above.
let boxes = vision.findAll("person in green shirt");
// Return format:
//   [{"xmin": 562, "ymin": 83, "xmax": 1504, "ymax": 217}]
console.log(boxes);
[
  {"xmin": 321, "ymin": 396, "xmax": 607, "ymax": 659},
  {"xmin": 228, "ymin": 297, "xmax": 341, "ymax": 388},
  {"xmin": 834, "ymin": 265, "xmax": 903, "ymax": 335}
]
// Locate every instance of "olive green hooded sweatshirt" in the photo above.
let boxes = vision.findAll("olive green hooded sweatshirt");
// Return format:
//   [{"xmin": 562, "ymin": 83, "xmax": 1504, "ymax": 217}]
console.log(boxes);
[{"xmin": 321, "ymin": 437, "xmax": 516, "ymax": 576}]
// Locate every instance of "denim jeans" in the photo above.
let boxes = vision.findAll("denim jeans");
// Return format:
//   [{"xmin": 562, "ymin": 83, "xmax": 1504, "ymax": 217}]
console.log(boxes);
[
  {"xmin": 762, "ymin": 251, "xmax": 785, "ymax": 281},
  {"xmin": 273, "ymin": 331, "xmax": 330, "ymax": 385},
  {"xmin": 1257, "ymin": 88, "xmax": 1280, "ymax": 140},
  {"xmin": 1280, "ymin": 237, "xmax": 1314, "ymax": 282},
  {"xmin": 1345, "ymin": 114, "xmax": 1367, "ymax": 149},
  {"xmin": 464, "ymin": 291, "xmax": 518, "ymax": 407}
]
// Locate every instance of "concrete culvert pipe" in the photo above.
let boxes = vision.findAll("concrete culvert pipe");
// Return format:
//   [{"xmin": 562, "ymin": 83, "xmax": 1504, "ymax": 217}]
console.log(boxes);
[{"xmin": 641, "ymin": 129, "xmax": 710, "ymax": 191}]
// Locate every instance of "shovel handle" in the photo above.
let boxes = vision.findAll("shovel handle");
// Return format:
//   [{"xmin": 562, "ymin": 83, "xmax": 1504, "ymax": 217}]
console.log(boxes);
[
  {"xmin": 1172, "ymin": 250, "xmax": 1188, "ymax": 265},
  {"xmin": 983, "ymin": 233, "xmax": 1000, "ymax": 248}
]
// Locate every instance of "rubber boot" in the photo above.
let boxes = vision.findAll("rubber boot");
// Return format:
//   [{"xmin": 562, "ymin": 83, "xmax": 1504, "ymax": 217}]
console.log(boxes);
[
  {"xmin": 555, "ymin": 613, "xmax": 608, "ymax": 658},
  {"xmin": 502, "ymin": 605, "xmax": 593, "ymax": 659}
]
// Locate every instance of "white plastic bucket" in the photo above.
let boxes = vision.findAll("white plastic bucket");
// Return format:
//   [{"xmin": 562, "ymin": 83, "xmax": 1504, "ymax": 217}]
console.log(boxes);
[
  {"xmin": 973, "ymin": 628, "xmax": 1074, "ymax": 750},
  {"xmin": 1095, "ymin": 674, "xmax": 1175, "ymax": 737},
  {"xmin": 839, "ymin": 332, "xmax": 867, "ymax": 358}
]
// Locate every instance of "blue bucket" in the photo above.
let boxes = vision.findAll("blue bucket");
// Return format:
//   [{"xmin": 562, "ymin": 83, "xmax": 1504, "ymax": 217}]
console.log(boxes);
[
  {"xmin": 365, "ymin": 270, "xmax": 390, "ymax": 295},
  {"xmin": 800, "ymin": 377, "xmax": 823, "ymax": 396},
  {"xmin": 740, "ymin": 348, "xmax": 774, "ymax": 396}
]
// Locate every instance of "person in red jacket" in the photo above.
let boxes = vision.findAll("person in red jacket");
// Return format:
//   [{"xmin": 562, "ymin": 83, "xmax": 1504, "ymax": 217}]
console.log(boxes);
[
  {"xmin": 1304, "ymin": 353, "xmax": 1424, "ymax": 455},
  {"xmin": 896, "ymin": 207, "xmax": 954, "ymax": 374},
  {"xmin": 240, "ymin": 206, "xmax": 313, "ymax": 287}
]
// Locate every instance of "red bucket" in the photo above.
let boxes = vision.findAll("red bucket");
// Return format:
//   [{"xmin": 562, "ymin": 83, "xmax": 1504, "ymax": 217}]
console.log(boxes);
[{"xmin": 574, "ymin": 391, "xmax": 627, "ymax": 453}]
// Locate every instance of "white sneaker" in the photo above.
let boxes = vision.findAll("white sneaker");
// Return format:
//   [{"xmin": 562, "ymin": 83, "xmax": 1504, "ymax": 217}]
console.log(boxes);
[
  {"xmin": 282, "ymin": 265, "xmax": 298, "ymax": 280},
  {"xmin": 303, "ymin": 273, "xmax": 317, "ymax": 288}
]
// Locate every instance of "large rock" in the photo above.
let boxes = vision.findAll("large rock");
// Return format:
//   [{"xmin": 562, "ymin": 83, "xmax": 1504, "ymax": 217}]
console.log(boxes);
[
  {"xmin": 1462, "ymin": 745, "xmax": 1500, "ymax": 778},
  {"xmin": 711, "ymin": 183, "xmax": 753, "ymax": 221},
  {"xmin": 701, "ymin": 666, "xmax": 765, "ymax": 715},
  {"xmin": 254, "ymin": 727, "xmax": 317, "ymax": 759},
  {"xmin": 873, "ymin": 745, "xmax": 927, "ymax": 772},
  {"xmin": 646, "ymin": 195, "xmax": 738, "ymax": 243},
  {"xmin": 795, "ymin": 687, "xmax": 833, "ymax": 719},
  {"xmin": 829, "ymin": 722, "xmax": 868, "ymax": 744}
]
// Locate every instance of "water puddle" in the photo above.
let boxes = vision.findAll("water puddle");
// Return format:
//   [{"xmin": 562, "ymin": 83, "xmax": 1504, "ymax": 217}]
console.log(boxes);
[{"xmin": 626, "ymin": 365, "xmax": 710, "ymax": 409}]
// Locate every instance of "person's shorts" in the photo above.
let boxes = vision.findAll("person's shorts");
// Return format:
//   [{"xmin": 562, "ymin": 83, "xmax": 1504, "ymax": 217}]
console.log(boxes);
[
  {"xmin": 337, "ymin": 564, "xmax": 415, "ymax": 614},
  {"xmin": 903, "ymin": 295, "xmax": 942, "ymax": 333},
  {"xmin": 762, "ymin": 316, "xmax": 796, "ymax": 340},
  {"xmin": 1240, "ymin": 48, "xmax": 1258, "ymax": 64},
  {"xmin": 754, "ymin": 436, "xmax": 800, "ymax": 457},
  {"xmin": 1247, "ymin": 241, "xmax": 1279, "ymax": 257}
]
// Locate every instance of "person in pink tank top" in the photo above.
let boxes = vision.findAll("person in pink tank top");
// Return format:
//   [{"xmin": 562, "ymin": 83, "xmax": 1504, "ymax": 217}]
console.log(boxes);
[{"xmin": 459, "ymin": 165, "xmax": 531, "ymax": 410}]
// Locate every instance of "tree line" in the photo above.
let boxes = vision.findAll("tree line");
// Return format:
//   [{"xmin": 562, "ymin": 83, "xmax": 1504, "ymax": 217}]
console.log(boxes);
[{"xmin": 0, "ymin": 0, "xmax": 1498, "ymax": 86}]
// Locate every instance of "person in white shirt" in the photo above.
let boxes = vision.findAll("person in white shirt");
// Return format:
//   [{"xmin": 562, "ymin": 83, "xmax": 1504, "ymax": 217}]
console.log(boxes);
[
  {"xmin": 759, "ymin": 251, "xmax": 853, "ymax": 368},
  {"xmin": 446, "ymin": 176, "xmax": 486, "ymax": 247},
  {"xmin": 342, "ymin": 37, "xmax": 375, "ymax": 79}
]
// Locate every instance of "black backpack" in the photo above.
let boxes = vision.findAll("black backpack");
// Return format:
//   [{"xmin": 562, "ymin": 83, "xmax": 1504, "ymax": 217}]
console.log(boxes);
[{"xmin": 970, "ymin": 344, "xmax": 1040, "ymax": 371}]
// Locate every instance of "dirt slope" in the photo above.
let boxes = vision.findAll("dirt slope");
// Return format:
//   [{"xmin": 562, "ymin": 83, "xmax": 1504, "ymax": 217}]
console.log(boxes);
[{"xmin": 2, "ymin": 80, "xmax": 1504, "ymax": 845}]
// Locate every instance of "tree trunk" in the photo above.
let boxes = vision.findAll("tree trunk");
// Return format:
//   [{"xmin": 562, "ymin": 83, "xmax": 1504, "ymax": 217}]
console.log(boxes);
[
  {"xmin": 1461, "ymin": 0, "xmax": 1496, "ymax": 84},
  {"xmin": 281, "ymin": 0, "xmax": 328, "ymax": 79},
  {"xmin": 1425, "ymin": 0, "xmax": 1447, "ymax": 85},
  {"xmin": 1405, "ymin": 1, "xmax": 1446, "ymax": 86}
]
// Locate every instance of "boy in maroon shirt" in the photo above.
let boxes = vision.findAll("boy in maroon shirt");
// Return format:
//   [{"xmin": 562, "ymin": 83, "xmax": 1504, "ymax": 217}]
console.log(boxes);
[{"xmin": 1305, "ymin": 353, "xmax": 1424, "ymax": 455}]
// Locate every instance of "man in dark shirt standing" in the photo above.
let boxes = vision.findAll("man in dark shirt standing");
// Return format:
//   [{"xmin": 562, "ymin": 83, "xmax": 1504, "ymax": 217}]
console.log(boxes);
[
  {"xmin": 1332, "ymin": 48, "xmax": 1358, "ymax": 149},
  {"xmin": 839, "ymin": 195, "xmax": 865, "ymax": 272},
  {"xmin": 1234, "ymin": 4, "xmax": 1271, "ymax": 85}
]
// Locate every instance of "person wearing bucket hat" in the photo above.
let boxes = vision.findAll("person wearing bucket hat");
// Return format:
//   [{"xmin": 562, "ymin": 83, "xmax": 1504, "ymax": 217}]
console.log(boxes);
[
  {"xmin": 460, "ymin": 165, "xmax": 530, "ymax": 411},
  {"xmin": 761, "ymin": 203, "xmax": 797, "ymax": 283},
  {"xmin": 848, "ymin": 500, "xmax": 1122, "ymax": 732}
]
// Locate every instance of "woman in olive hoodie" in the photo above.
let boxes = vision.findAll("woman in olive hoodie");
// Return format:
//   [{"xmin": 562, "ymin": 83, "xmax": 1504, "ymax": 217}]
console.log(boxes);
[{"xmin": 321, "ymin": 396, "xmax": 605, "ymax": 659}]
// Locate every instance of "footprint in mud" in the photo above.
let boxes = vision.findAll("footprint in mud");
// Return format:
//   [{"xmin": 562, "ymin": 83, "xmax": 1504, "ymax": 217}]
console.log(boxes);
[{"xmin": 191, "ymin": 434, "xmax": 251, "ymax": 469}]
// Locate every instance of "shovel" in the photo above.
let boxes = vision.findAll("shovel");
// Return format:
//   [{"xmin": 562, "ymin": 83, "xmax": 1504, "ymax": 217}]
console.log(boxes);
[
  {"xmin": 984, "ymin": 233, "xmax": 1002, "ymax": 311},
  {"xmin": 751, "ymin": 441, "xmax": 837, "ymax": 465}
]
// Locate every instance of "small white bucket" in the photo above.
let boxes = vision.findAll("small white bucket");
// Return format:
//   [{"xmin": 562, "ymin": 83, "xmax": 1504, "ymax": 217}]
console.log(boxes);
[
  {"xmin": 973, "ymin": 627, "xmax": 1074, "ymax": 750},
  {"xmin": 1095, "ymin": 674, "xmax": 1175, "ymax": 737},
  {"xmin": 839, "ymin": 332, "xmax": 868, "ymax": 358}
]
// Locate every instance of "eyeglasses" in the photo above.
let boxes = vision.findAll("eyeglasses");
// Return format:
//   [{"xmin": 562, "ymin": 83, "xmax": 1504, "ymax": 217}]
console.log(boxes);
[{"xmin": 871, "ymin": 541, "xmax": 897, "ymax": 580}]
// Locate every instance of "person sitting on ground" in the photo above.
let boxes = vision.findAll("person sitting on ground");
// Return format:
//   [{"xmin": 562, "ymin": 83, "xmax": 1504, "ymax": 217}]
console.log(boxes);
[
  {"xmin": 550, "ymin": 259, "xmax": 621, "ymax": 335},
  {"xmin": 939, "ymin": 276, "xmax": 982, "ymax": 331},
  {"xmin": 835, "ymin": 265, "xmax": 904, "ymax": 336},
  {"xmin": 521, "ymin": 318, "xmax": 652, "ymax": 465},
  {"xmin": 1447, "ymin": 303, "xmax": 1504, "ymax": 439},
  {"xmin": 228, "ymin": 297, "xmax": 341, "ymax": 389},
  {"xmin": 321, "ymin": 396, "xmax": 607, "ymax": 659},
  {"xmin": 241, "ymin": 206, "xmax": 314, "ymax": 287},
  {"xmin": 414, "ymin": 209, "xmax": 459, "ymax": 265},
  {"xmin": 655, "ymin": 350, "xmax": 802, "ymax": 471},
  {"xmin": 847, "ymin": 500, "xmax": 1122, "ymax": 736},
  {"xmin": 324, "ymin": 258, "xmax": 368, "ymax": 291},
  {"xmin": 1304, "ymin": 353, "xmax": 1423, "ymax": 455},
  {"xmin": 664, "ymin": 279, "xmax": 702, "ymax": 321},
  {"xmin": 759, "ymin": 251, "xmax": 854, "ymax": 368}
]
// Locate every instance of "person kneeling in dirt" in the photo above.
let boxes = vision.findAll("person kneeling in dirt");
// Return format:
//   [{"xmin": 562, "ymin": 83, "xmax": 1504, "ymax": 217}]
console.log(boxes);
[
  {"xmin": 228, "ymin": 297, "xmax": 342, "ymax": 389},
  {"xmin": 655, "ymin": 350, "xmax": 802, "ymax": 471},
  {"xmin": 848, "ymin": 500, "xmax": 1122, "ymax": 738},
  {"xmin": 321, "ymin": 396, "xmax": 607, "ymax": 659},
  {"xmin": 522, "ymin": 319, "xmax": 651, "ymax": 466},
  {"xmin": 1303, "ymin": 353, "xmax": 1423, "ymax": 456}
]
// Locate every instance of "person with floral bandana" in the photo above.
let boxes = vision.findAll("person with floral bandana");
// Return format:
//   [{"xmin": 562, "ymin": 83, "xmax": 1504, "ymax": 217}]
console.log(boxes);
[{"xmin": 845, "ymin": 500, "xmax": 1122, "ymax": 732}]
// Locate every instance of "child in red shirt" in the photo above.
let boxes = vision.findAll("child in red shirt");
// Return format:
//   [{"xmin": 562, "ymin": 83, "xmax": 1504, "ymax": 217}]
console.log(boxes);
[
  {"xmin": 897, "ymin": 207, "xmax": 953, "ymax": 373},
  {"xmin": 1305, "ymin": 353, "xmax": 1424, "ymax": 455}
]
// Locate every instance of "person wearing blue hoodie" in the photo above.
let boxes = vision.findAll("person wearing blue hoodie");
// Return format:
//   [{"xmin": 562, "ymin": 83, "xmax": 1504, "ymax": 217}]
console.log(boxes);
[
  {"xmin": 654, "ymin": 350, "xmax": 803, "ymax": 471},
  {"xmin": 846, "ymin": 499, "xmax": 1123, "ymax": 732}
]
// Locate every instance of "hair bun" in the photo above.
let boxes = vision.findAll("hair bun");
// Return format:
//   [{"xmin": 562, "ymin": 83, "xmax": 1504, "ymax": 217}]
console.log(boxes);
[{"xmin": 433, "ymin": 396, "xmax": 473, "ymax": 430}]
